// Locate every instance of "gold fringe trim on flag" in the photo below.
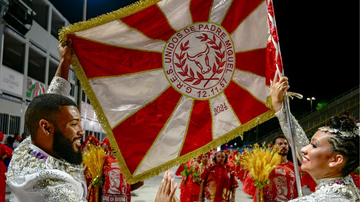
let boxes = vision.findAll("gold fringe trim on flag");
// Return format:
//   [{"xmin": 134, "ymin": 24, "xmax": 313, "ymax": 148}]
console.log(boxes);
[
  {"xmin": 71, "ymin": 53, "xmax": 132, "ymax": 180},
  {"xmin": 58, "ymin": 0, "xmax": 163, "ymax": 43}
]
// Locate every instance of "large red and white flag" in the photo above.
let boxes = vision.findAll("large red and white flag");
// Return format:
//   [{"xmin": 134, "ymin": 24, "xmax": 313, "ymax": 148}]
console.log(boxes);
[{"xmin": 60, "ymin": 0, "xmax": 283, "ymax": 183}]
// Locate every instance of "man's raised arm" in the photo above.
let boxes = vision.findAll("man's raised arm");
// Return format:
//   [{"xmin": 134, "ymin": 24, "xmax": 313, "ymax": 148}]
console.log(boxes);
[{"xmin": 47, "ymin": 39, "xmax": 72, "ymax": 95}]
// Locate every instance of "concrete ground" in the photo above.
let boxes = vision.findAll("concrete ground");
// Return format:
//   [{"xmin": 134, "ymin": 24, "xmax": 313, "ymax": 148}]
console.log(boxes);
[
  {"xmin": 131, "ymin": 166, "xmax": 312, "ymax": 202},
  {"xmin": 131, "ymin": 166, "xmax": 253, "ymax": 202},
  {"xmin": 5, "ymin": 166, "xmax": 312, "ymax": 201}
]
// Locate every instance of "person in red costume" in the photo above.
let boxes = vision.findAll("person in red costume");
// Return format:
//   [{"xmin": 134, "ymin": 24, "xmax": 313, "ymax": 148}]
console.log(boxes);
[
  {"xmin": 191, "ymin": 153, "xmax": 209, "ymax": 201},
  {"xmin": 82, "ymin": 135, "xmax": 100, "ymax": 151},
  {"xmin": 350, "ymin": 167, "xmax": 360, "ymax": 189},
  {"xmin": 302, "ymin": 171, "xmax": 316, "ymax": 192},
  {"xmin": 242, "ymin": 168, "xmax": 256, "ymax": 197},
  {"xmin": 199, "ymin": 150, "xmax": 238, "ymax": 202},
  {"xmin": 101, "ymin": 137, "xmax": 130, "ymax": 202},
  {"xmin": 101, "ymin": 137, "xmax": 143, "ymax": 202},
  {"xmin": 241, "ymin": 149, "xmax": 257, "ymax": 198},
  {"xmin": 237, "ymin": 150, "xmax": 247, "ymax": 183},
  {"xmin": 209, "ymin": 149, "xmax": 217, "ymax": 164},
  {"xmin": 227, "ymin": 150, "xmax": 239, "ymax": 172},
  {"xmin": 101, "ymin": 137, "xmax": 111, "ymax": 155},
  {"xmin": 175, "ymin": 158, "xmax": 195, "ymax": 202},
  {"xmin": 257, "ymin": 136, "xmax": 302, "ymax": 202},
  {"xmin": 82, "ymin": 135, "xmax": 101, "ymax": 202},
  {"xmin": 223, "ymin": 148, "xmax": 231, "ymax": 164},
  {"xmin": 0, "ymin": 131, "xmax": 13, "ymax": 202}
]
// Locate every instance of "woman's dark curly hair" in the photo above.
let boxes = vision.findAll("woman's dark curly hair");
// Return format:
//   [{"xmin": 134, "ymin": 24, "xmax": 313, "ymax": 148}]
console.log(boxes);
[{"xmin": 325, "ymin": 114, "xmax": 359, "ymax": 176}]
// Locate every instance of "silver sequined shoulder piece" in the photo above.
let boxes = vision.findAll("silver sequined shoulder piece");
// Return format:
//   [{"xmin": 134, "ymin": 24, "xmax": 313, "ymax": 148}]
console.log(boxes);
[
  {"xmin": 6, "ymin": 139, "xmax": 86, "ymax": 201},
  {"xmin": 47, "ymin": 76, "xmax": 71, "ymax": 96},
  {"xmin": 288, "ymin": 175, "xmax": 360, "ymax": 202},
  {"xmin": 6, "ymin": 140, "xmax": 84, "ymax": 182}
]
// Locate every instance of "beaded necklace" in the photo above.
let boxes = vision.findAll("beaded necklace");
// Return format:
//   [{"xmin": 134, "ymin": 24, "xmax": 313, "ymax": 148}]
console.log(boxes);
[
  {"xmin": 315, "ymin": 177, "xmax": 354, "ymax": 190},
  {"xmin": 28, "ymin": 148, "xmax": 48, "ymax": 161}
]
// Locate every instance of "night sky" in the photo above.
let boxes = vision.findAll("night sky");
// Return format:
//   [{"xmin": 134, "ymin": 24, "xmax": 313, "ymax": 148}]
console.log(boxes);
[{"xmin": 49, "ymin": 0, "xmax": 359, "ymax": 142}]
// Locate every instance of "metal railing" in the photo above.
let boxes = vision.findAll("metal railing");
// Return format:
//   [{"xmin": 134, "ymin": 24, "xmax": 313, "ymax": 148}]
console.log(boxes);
[{"xmin": 253, "ymin": 86, "xmax": 359, "ymax": 144}]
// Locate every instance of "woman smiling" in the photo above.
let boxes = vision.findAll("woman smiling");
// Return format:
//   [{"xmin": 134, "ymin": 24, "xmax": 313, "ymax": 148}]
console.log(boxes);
[{"xmin": 270, "ymin": 74, "xmax": 360, "ymax": 202}]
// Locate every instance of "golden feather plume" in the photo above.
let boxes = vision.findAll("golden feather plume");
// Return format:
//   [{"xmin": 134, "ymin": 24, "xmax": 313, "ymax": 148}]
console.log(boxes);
[
  {"xmin": 240, "ymin": 143, "xmax": 281, "ymax": 189},
  {"xmin": 83, "ymin": 145, "xmax": 106, "ymax": 187}
]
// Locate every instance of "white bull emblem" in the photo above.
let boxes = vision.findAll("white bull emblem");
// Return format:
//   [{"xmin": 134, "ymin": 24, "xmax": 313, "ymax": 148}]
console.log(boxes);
[{"xmin": 187, "ymin": 44, "xmax": 212, "ymax": 74}]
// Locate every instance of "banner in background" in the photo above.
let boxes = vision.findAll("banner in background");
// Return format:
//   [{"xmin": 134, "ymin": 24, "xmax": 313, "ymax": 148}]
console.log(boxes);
[
  {"xmin": 0, "ymin": 66, "xmax": 24, "ymax": 96},
  {"xmin": 26, "ymin": 78, "xmax": 45, "ymax": 99}
]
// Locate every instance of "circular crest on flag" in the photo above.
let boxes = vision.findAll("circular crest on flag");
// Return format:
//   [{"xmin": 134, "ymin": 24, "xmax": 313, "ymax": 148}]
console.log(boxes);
[{"xmin": 163, "ymin": 23, "xmax": 235, "ymax": 100}]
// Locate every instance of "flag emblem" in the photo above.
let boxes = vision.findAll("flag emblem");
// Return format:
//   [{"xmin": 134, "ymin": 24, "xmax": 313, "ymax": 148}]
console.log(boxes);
[{"xmin": 164, "ymin": 23, "xmax": 234, "ymax": 99}]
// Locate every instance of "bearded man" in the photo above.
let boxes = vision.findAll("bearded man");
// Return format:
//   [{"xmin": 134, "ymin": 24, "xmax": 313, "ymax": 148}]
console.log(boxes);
[
  {"xmin": 5, "ymin": 40, "xmax": 87, "ymax": 201},
  {"xmin": 6, "ymin": 39, "xmax": 178, "ymax": 202},
  {"xmin": 260, "ymin": 136, "xmax": 302, "ymax": 202}
]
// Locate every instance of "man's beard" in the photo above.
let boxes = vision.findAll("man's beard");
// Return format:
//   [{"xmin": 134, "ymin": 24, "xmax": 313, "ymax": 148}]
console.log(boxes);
[
  {"xmin": 279, "ymin": 151, "xmax": 288, "ymax": 156},
  {"xmin": 53, "ymin": 129, "xmax": 82, "ymax": 165}
]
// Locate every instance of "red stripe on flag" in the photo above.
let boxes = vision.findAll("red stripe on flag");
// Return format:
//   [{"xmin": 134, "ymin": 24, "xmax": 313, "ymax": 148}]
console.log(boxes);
[
  {"xmin": 112, "ymin": 87, "xmax": 182, "ymax": 174},
  {"xmin": 265, "ymin": 0, "xmax": 283, "ymax": 86},
  {"xmin": 224, "ymin": 81, "xmax": 268, "ymax": 124},
  {"xmin": 180, "ymin": 100, "xmax": 212, "ymax": 156},
  {"xmin": 190, "ymin": 0, "xmax": 212, "ymax": 23},
  {"xmin": 235, "ymin": 49, "xmax": 266, "ymax": 77},
  {"xmin": 121, "ymin": 4, "xmax": 176, "ymax": 41},
  {"xmin": 69, "ymin": 35, "xmax": 162, "ymax": 79},
  {"xmin": 221, "ymin": 0, "xmax": 264, "ymax": 34}
]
